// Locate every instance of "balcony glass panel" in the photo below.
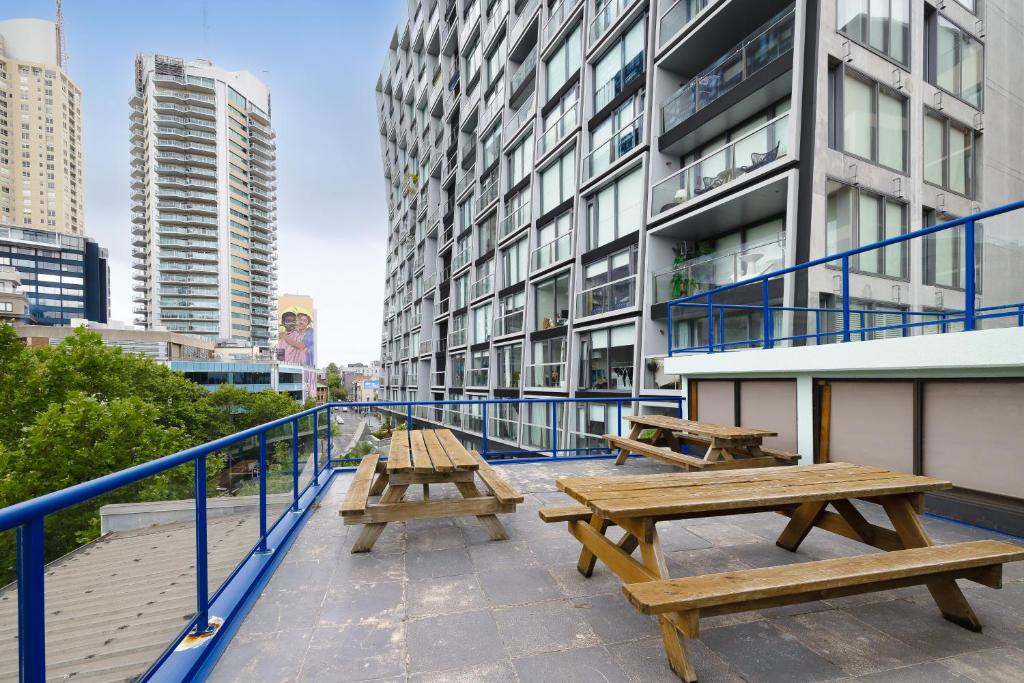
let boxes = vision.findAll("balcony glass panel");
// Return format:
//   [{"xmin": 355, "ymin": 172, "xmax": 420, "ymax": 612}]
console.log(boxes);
[
  {"xmin": 652, "ymin": 112, "xmax": 789, "ymax": 213},
  {"xmin": 538, "ymin": 99, "xmax": 578, "ymax": 157},
  {"xmin": 661, "ymin": 7, "xmax": 794, "ymax": 131},
  {"xmin": 659, "ymin": 0, "xmax": 712, "ymax": 47},
  {"xmin": 576, "ymin": 275, "xmax": 637, "ymax": 317},
  {"xmin": 531, "ymin": 232, "xmax": 573, "ymax": 271},
  {"xmin": 584, "ymin": 111, "xmax": 643, "ymax": 179},
  {"xmin": 526, "ymin": 361, "xmax": 567, "ymax": 389}
]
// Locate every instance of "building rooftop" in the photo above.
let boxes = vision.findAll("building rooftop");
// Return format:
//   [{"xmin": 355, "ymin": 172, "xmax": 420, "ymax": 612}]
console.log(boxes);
[{"xmin": 203, "ymin": 458, "xmax": 1024, "ymax": 683}]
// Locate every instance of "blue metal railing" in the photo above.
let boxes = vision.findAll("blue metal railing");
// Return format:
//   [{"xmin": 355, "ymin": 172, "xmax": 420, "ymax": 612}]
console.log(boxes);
[
  {"xmin": 0, "ymin": 395, "xmax": 682, "ymax": 682},
  {"xmin": 667, "ymin": 200, "xmax": 1024, "ymax": 355}
]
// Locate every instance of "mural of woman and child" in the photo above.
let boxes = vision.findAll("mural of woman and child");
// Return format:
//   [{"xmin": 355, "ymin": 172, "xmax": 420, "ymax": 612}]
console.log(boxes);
[{"xmin": 277, "ymin": 309, "xmax": 315, "ymax": 367}]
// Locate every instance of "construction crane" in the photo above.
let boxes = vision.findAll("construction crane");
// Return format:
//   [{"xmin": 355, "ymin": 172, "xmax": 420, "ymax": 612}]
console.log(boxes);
[{"xmin": 56, "ymin": 0, "xmax": 68, "ymax": 70}]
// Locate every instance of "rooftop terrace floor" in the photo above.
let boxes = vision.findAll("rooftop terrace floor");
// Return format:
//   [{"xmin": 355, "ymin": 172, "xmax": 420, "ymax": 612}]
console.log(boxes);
[{"xmin": 211, "ymin": 458, "xmax": 1024, "ymax": 683}]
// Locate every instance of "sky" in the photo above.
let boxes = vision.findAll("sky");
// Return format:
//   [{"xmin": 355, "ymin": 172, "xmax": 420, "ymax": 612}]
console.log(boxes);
[{"xmin": 4, "ymin": 0, "xmax": 407, "ymax": 366}]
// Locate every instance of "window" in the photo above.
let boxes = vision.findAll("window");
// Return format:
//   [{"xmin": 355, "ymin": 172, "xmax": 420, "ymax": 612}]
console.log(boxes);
[
  {"xmin": 923, "ymin": 110, "xmax": 976, "ymax": 197},
  {"xmin": 533, "ymin": 271, "xmax": 571, "ymax": 329},
  {"xmin": 453, "ymin": 273, "xmax": 469, "ymax": 308},
  {"xmin": 540, "ymin": 85, "xmax": 579, "ymax": 156},
  {"xmin": 486, "ymin": 37, "xmax": 506, "ymax": 87},
  {"xmin": 450, "ymin": 352, "xmax": 466, "ymax": 387},
  {"xmin": 495, "ymin": 343, "xmax": 522, "ymax": 389},
  {"xmin": 501, "ymin": 236, "xmax": 529, "ymax": 286},
  {"xmin": 497, "ymin": 290, "xmax": 525, "ymax": 335},
  {"xmin": 826, "ymin": 180, "xmax": 907, "ymax": 279},
  {"xmin": 923, "ymin": 208, "xmax": 982, "ymax": 291},
  {"xmin": 539, "ymin": 148, "xmax": 576, "ymax": 213},
  {"xmin": 586, "ymin": 166, "xmax": 643, "ymax": 249},
  {"xmin": 530, "ymin": 337, "xmax": 566, "ymax": 389},
  {"xmin": 459, "ymin": 195, "xmax": 475, "ymax": 231},
  {"xmin": 465, "ymin": 38, "xmax": 483, "ymax": 81},
  {"xmin": 578, "ymin": 323, "xmax": 635, "ymax": 390},
  {"xmin": 533, "ymin": 210, "xmax": 573, "ymax": 270},
  {"xmin": 837, "ymin": 0, "xmax": 910, "ymax": 66},
  {"xmin": 546, "ymin": 25, "xmax": 582, "ymax": 100},
  {"xmin": 578, "ymin": 246, "xmax": 637, "ymax": 317},
  {"xmin": 830, "ymin": 67, "xmax": 907, "ymax": 172},
  {"xmin": 592, "ymin": 18, "xmax": 646, "ymax": 111},
  {"xmin": 508, "ymin": 133, "xmax": 534, "ymax": 185},
  {"xmin": 926, "ymin": 12, "xmax": 983, "ymax": 108},
  {"xmin": 481, "ymin": 124, "xmax": 501, "ymax": 169},
  {"xmin": 588, "ymin": 93, "xmax": 644, "ymax": 178},
  {"xmin": 477, "ymin": 213, "xmax": 497, "ymax": 253},
  {"xmin": 473, "ymin": 302, "xmax": 493, "ymax": 344}
]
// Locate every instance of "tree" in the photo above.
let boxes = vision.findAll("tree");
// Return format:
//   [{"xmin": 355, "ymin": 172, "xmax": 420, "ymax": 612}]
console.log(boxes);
[{"xmin": 324, "ymin": 362, "xmax": 347, "ymax": 402}]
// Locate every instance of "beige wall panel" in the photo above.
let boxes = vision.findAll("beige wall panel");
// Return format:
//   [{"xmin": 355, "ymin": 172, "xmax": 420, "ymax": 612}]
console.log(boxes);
[
  {"xmin": 829, "ymin": 382, "xmax": 914, "ymax": 472},
  {"xmin": 740, "ymin": 381, "xmax": 798, "ymax": 451},
  {"xmin": 922, "ymin": 382, "xmax": 1024, "ymax": 499},
  {"xmin": 695, "ymin": 381, "xmax": 735, "ymax": 425}
]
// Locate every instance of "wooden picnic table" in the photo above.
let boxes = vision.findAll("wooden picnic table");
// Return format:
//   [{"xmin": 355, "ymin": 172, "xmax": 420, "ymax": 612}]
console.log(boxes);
[
  {"xmin": 542, "ymin": 463, "xmax": 1024, "ymax": 681},
  {"xmin": 607, "ymin": 415, "xmax": 796, "ymax": 470},
  {"xmin": 340, "ymin": 428, "xmax": 522, "ymax": 552}
]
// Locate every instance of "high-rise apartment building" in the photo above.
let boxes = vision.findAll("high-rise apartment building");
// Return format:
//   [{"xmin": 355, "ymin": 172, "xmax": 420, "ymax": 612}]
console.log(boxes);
[
  {"xmin": 0, "ymin": 19, "xmax": 84, "ymax": 236},
  {"xmin": 130, "ymin": 55, "xmax": 278, "ymax": 346},
  {"xmin": 376, "ymin": 0, "xmax": 1023, "ymax": 449}
]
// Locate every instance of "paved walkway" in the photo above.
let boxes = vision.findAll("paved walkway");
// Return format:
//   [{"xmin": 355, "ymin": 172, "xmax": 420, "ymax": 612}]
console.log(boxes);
[{"xmin": 210, "ymin": 458, "xmax": 1024, "ymax": 682}]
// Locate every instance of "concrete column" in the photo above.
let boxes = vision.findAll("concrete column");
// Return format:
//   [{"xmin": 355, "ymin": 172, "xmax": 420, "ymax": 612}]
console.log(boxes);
[{"xmin": 795, "ymin": 374, "xmax": 814, "ymax": 464}]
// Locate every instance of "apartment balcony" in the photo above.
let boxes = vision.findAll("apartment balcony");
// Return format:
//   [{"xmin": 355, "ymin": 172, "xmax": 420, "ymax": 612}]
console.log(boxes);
[
  {"xmin": 576, "ymin": 274, "xmax": 638, "ymax": 318},
  {"xmin": 471, "ymin": 272, "xmax": 494, "ymax": 301},
  {"xmin": 456, "ymin": 164, "xmax": 476, "ymax": 198},
  {"xmin": 510, "ymin": 0, "xmax": 540, "ymax": 48},
  {"xmin": 525, "ymin": 360, "xmax": 567, "ymax": 389},
  {"xmin": 451, "ymin": 246, "xmax": 472, "ymax": 273},
  {"xmin": 537, "ymin": 99, "xmax": 578, "ymax": 158},
  {"xmin": 437, "ymin": 297, "xmax": 451, "ymax": 317},
  {"xmin": 431, "ymin": 369, "xmax": 446, "ymax": 386},
  {"xmin": 467, "ymin": 367, "xmax": 490, "ymax": 388},
  {"xmin": 543, "ymin": 0, "xmax": 582, "ymax": 46},
  {"xmin": 530, "ymin": 232, "xmax": 573, "ymax": 272},
  {"xmin": 583, "ymin": 111, "xmax": 643, "ymax": 180},
  {"xmin": 481, "ymin": 0, "xmax": 508, "ymax": 50},
  {"xmin": 508, "ymin": 45, "xmax": 538, "ymax": 101},
  {"xmin": 594, "ymin": 49, "xmax": 644, "ymax": 112},
  {"xmin": 650, "ymin": 232, "xmax": 785, "ymax": 305},
  {"xmin": 590, "ymin": 0, "xmax": 634, "ymax": 45},
  {"xmin": 499, "ymin": 201, "xmax": 531, "ymax": 242},
  {"xmin": 481, "ymin": 88, "xmax": 505, "ymax": 129},
  {"xmin": 448, "ymin": 327, "xmax": 467, "ymax": 348},
  {"xmin": 504, "ymin": 92, "xmax": 535, "ymax": 142},
  {"xmin": 478, "ymin": 174, "xmax": 500, "ymax": 210},
  {"xmin": 660, "ymin": 7, "xmax": 794, "ymax": 139},
  {"xmin": 652, "ymin": 111, "xmax": 789, "ymax": 215},
  {"xmin": 494, "ymin": 308, "xmax": 524, "ymax": 337}
]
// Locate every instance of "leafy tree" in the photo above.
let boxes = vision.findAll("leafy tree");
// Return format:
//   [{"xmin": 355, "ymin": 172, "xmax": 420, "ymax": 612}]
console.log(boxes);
[{"xmin": 324, "ymin": 362, "xmax": 347, "ymax": 402}]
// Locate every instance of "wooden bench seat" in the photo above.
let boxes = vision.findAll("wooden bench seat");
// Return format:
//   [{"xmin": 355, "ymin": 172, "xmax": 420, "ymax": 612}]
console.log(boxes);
[
  {"xmin": 538, "ymin": 505, "xmax": 593, "ymax": 523},
  {"xmin": 623, "ymin": 540, "xmax": 1024, "ymax": 635},
  {"xmin": 470, "ymin": 450, "xmax": 524, "ymax": 504},
  {"xmin": 604, "ymin": 435, "xmax": 711, "ymax": 470},
  {"xmin": 667, "ymin": 432, "xmax": 799, "ymax": 462},
  {"xmin": 340, "ymin": 453, "xmax": 380, "ymax": 516}
]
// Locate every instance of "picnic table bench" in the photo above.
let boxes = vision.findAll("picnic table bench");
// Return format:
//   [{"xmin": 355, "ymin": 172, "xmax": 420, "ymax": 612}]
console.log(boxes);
[
  {"xmin": 607, "ymin": 415, "xmax": 798, "ymax": 470},
  {"xmin": 340, "ymin": 428, "xmax": 522, "ymax": 552},
  {"xmin": 540, "ymin": 463, "xmax": 1024, "ymax": 682}
]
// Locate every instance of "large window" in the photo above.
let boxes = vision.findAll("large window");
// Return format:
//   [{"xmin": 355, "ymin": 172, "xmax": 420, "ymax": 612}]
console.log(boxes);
[
  {"xmin": 501, "ymin": 236, "xmax": 529, "ymax": 286},
  {"xmin": 478, "ymin": 213, "xmax": 497, "ymax": 253},
  {"xmin": 837, "ymin": 0, "xmax": 909, "ymax": 66},
  {"xmin": 533, "ymin": 271, "xmax": 571, "ymax": 329},
  {"xmin": 923, "ymin": 110, "xmax": 975, "ymax": 197},
  {"xmin": 459, "ymin": 197, "xmax": 475, "ymax": 231},
  {"xmin": 592, "ymin": 18, "xmax": 646, "ymax": 111},
  {"xmin": 927, "ymin": 12, "xmax": 983, "ymax": 108},
  {"xmin": 533, "ymin": 210, "xmax": 573, "ymax": 270},
  {"xmin": 586, "ymin": 166, "xmax": 643, "ymax": 250},
  {"xmin": 530, "ymin": 337, "xmax": 567, "ymax": 389},
  {"xmin": 923, "ymin": 208, "xmax": 982, "ymax": 291},
  {"xmin": 540, "ymin": 85, "xmax": 579, "ymax": 156},
  {"xmin": 578, "ymin": 323, "xmax": 635, "ymax": 391},
  {"xmin": 473, "ymin": 302, "xmax": 492, "ymax": 344},
  {"xmin": 539, "ymin": 148, "xmax": 576, "ymax": 213},
  {"xmin": 546, "ymin": 25, "xmax": 582, "ymax": 100},
  {"xmin": 486, "ymin": 37, "xmax": 506, "ymax": 87},
  {"xmin": 830, "ymin": 68, "xmax": 907, "ymax": 172},
  {"xmin": 826, "ymin": 180, "xmax": 907, "ymax": 279},
  {"xmin": 578, "ymin": 246, "xmax": 637, "ymax": 317},
  {"xmin": 508, "ymin": 133, "xmax": 534, "ymax": 186},
  {"xmin": 495, "ymin": 343, "xmax": 522, "ymax": 389}
]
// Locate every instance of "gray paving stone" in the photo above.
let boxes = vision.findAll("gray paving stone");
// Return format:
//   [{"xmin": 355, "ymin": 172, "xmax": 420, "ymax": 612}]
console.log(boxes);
[
  {"xmin": 548, "ymin": 560, "xmax": 625, "ymax": 598},
  {"xmin": 405, "ymin": 546, "xmax": 474, "ymax": 580},
  {"xmin": 941, "ymin": 645, "xmax": 1024, "ymax": 683},
  {"xmin": 298, "ymin": 623, "xmax": 405, "ymax": 682},
  {"xmin": 407, "ymin": 573, "xmax": 488, "ymax": 618},
  {"xmin": 231, "ymin": 589, "xmax": 324, "ymax": 635},
  {"xmin": 405, "ymin": 524, "xmax": 466, "ymax": 552},
  {"xmin": 468, "ymin": 539, "xmax": 539, "ymax": 571},
  {"xmin": 608, "ymin": 636, "xmax": 745, "ymax": 683},
  {"xmin": 332, "ymin": 549, "xmax": 406, "ymax": 582},
  {"xmin": 317, "ymin": 580, "xmax": 405, "ymax": 627},
  {"xmin": 574, "ymin": 591, "xmax": 661, "ymax": 644},
  {"xmin": 208, "ymin": 627, "xmax": 313, "ymax": 683},
  {"xmin": 700, "ymin": 620, "xmax": 846, "ymax": 682},
  {"xmin": 512, "ymin": 645, "xmax": 630, "ymax": 683},
  {"xmin": 851, "ymin": 661, "xmax": 973, "ymax": 682},
  {"xmin": 847, "ymin": 598, "xmax": 999, "ymax": 658},
  {"xmin": 407, "ymin": 660, "xmax": 517, "ymax": 682},
  {"xmin": 406, "ymin": 609, "xmax": 503, "ymax": 674},
  {"xmin": 263, "ymin": 559, "xmax": 335, "ymax": 593},
  {"xmin": 493, "ymin": 599, "xmax": 600, "ymax": 656},
  {"xmin": 477, "ymin": 565, "xmax": 563, "ymax": 606}
]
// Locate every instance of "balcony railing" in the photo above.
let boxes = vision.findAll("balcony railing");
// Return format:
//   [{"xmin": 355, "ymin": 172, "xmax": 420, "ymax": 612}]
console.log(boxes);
[
  {"xmin": 594, "ymin": 50, "xmax": 644, "ymax": 111},
  {"xmin": 525, "ymin": 361, "xmax": 567, "ymax": 389},
  {"xmin": 543, "ymin": 0, "xmax": 581, "ymax": 45},
  {"xmin": 431, "ymin": 370, "xmax": 446, "ymax": 385},
  {"xmin": 504, "ymin": 93, "xmax": 535, "ymax": 140},
  {"xmin": 452, "ymin": 246, "xmax": 472, "ymax": 272},
  {"xmin": 576, "ymin": 274, "xmax": 637, "ymax": 318},
  {"xmin": 508, "ymin": 45, "xmax": 538, "ymax": 96},
  {"xmin": 479, "ymin": 175, "xmax": 500, "ymax": 208},
  {"xmin": 456, "ymin": 164, "xmax": 476, "ymax": 196},
  {"xmin": 468, "ymin": 367, "xmax": 490, "ymax": 387},
  {"xmin": 652, "ymin": 112, "xmax": 789, "ymax": 214},
  {"xmin": 590, "ymin": 0, "xmax": 630, "ymax": 44},
  {"xmin": 661, "ymin": 7, "xmax": 795, "ymax": 132},
  {"xmin": 537, "ymin": 100, "xmax": 578, "ymax": 157},
  {"xmin": 494, "ymin": 308, "xmax": 524, "ymax": 336},
  {"xmin": 500, "ymin": 201, "xmax": 531, "ymax": 240},
  {"xmin": 651, "ymin": 234, "xmax": 786, "ymax": 304},
  {"xmin": 659, "ymin": 0, "xmax": 712, "ymax": 47},
  {"xmin": 471, "ymin": 272, "xmax": 494, "ymax": 299},
  {"xmin": 510, "ymin": 0, "xmax": 540, "ymax": 46},
  {"xmin": 584, "ymin": 112, "xmax": 643, "ymax": 180},
  {"xmin": 448, "ymin": 327, "xmax": 467, "ymax": 347},
  {"xmin": 530, "ymin": 231, "xmax": 573, "ymax": 271}
]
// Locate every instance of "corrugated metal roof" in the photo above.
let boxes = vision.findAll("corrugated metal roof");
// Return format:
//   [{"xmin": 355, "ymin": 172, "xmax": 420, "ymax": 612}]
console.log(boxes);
[{"xmin": 0, "ymin": 512, "xmax": 269, "ymax": 682}]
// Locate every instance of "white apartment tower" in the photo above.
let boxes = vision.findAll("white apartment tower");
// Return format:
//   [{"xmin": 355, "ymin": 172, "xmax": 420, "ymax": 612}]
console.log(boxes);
[{"xmin": 131, "ymin": 55, "xmax": 278, "ymax": 346}]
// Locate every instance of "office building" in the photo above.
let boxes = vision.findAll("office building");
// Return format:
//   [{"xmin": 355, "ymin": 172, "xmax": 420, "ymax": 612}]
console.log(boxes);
[
  {"xmin": 16, "ymin": 321, "xmax": 214, "ymax": 360},
  {"xmin": 130, "ymin": 55, "xmax": 278, "ymax": 347},
  {"xmin": 0, "ymin": 19, "xmax": 84, "ymax": 236},
  {"xmin": 0, "ymin": 265, "xmax": 29, "ymax": 321},
  {"xmin": 375, "ymin": 0, "xmax": 1024, "ymax": 452}
]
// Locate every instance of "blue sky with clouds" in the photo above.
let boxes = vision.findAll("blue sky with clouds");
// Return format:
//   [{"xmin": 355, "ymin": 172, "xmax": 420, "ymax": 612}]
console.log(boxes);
[{"xmin": 4, "ymin": 0, "xmax": 406, "ymax": 364}]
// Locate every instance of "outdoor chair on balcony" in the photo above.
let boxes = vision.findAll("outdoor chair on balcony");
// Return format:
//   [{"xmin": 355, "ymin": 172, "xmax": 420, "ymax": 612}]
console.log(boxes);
[
  {"xmin": 693, "ymin": 170, "xmax": 729, "ymax": 196},
  {"xmin": 739, "ymin": 141, "xmax": 781, "ymax": 175}
]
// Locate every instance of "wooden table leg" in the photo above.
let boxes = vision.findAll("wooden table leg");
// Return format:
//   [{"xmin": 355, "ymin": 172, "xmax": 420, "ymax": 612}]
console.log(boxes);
[
  {"xmin": 614, "ymin": 423, "xmax": 644, "ymax": 465},
  {"xmin": 637, "ymin": 523, "xmax": 698, "ymax": 683},
  {"xmin": 351, "ymin": 483, "xmax": 409, "ymax": 553},
  {"xmin": 577, "ymin": 514, "xmax": 611, "ymax": 576},
  {"xmin": 454, "ymin": 480, "xmax": 508, "ymax": 541},
  {"xmin": 368, "ymin": 471, "xmax": 389, "ymax": 497},
  {"xmin": 881, "ymin": 495, "xmax": 983, "ymax": 631},
  {"xmin": 776, "ymin": 501, "xmax": 828, "ymax": 552}
]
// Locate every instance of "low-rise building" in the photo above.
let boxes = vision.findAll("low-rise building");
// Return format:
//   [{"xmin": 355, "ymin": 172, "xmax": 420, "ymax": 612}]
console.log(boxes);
[{"xmin": 15, "ymin": 321, "xmax": 213, "ymax": 361}]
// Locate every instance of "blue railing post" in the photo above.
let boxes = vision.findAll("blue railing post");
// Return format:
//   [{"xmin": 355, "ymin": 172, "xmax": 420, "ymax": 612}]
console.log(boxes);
[
  {"xmin": 481, "ymin": 402, "xmax": 489, "ymax": 459},
  {"xmin": 706, "ymin": 295, "xmax": 715, "ymax": 353},
  {"xmin": 290, "ymin": 419, "xmax": 299, "ymax": 512},
  {"xmin": 1017, "ymin": 304, "xmax": 1024, "ymax": 327},
  {"xmin": 312, "ymin": 411, "xmax": 319, "ymax": 486},
  {"xmin": 326, "ymin": 405, "xmax": 333, "ymax": 469},
  {"xmin": 406, "ymin": 402, "xmax": 413, "ymax": 447},
  {"xmin": 859, "ymin": 311, "xmax": 866, "ymax": 341},
  {"xmin": 964, "ymin": 219, "xmax": 976, "ymax": 331},
  {"xmin": 257, "ymin": 432, "xmax": 268, "ymax": 553},
  {"xmin": 717, "ymin": 304, "xmax": 726, "ymax": 351},
  {"xmin": 194, "ymin": 453, "xmax": 214, "ymax": 634},
  {"xmin": 667, "ymin": 302, "xmax": 675, "ymax": 357},
  {"xmin": 17, "ymin": 516, "xmax": 46, "ymax": 682},
  {"xmin": 762, "ymin": 278, "xmax": 774, "ymax": 349},
  {"xmin": 550, "ymin": 401, "xmax": 558, "ymax": 458},
  {"xmin": 616, "ymin": 400, "xmax": 623, "ymax": 436},
  {"xmin": 841, "ymin": 256, "xmax": 851, "ymax": 342}
]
